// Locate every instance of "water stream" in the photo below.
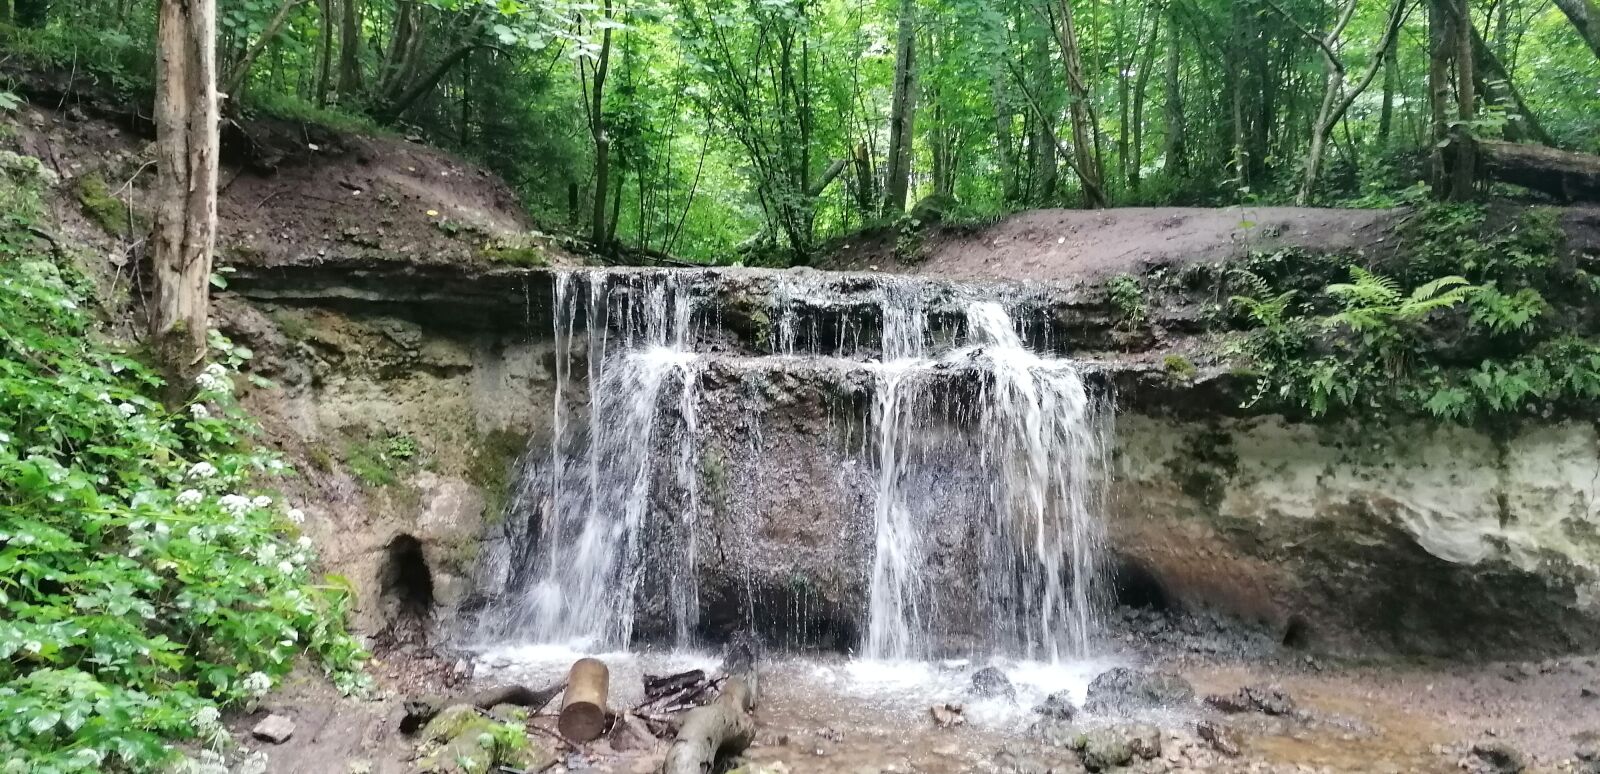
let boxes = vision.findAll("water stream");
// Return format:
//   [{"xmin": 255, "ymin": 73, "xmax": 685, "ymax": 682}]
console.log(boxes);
[{"xmin": 473, "ymin": 268, "xmax": 1110, "ymax": 664}]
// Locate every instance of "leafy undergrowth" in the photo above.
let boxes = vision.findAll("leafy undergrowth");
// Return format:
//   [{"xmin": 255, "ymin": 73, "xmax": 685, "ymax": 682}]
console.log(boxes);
[
  {"xmin": 1227, "ymin": 204, "xmax": 1600, "ymax": 421},
  {"xmin": 0, "ymin": 152, "xmax": 370, "ymax": 773}
]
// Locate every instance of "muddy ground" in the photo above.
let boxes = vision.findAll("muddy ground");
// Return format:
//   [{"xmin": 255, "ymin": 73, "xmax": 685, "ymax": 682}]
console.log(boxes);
[{"xmin": 230, "ymin": 636, "xmax": 1600, "ymax": 774}]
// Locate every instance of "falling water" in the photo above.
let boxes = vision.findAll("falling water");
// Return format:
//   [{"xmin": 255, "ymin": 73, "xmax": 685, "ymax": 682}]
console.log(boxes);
[
  {"xmin": 478, "ymin": 268, "xmax": 1108, "ymax": 661},
  {"xmin": 487, "ymin": 271, "xmax": 702, "ymax": 649}
]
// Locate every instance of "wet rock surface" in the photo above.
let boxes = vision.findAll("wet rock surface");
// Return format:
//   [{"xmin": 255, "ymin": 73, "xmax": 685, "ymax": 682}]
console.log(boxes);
[{"xmin": 1083, "ymin": 667, "xmax": 1196, "ymax": 715}]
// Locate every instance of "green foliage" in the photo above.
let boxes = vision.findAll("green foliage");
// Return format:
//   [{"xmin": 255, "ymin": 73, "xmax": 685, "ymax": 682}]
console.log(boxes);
[
  {"xmin": 0, "ymin": 166, "xmax": 368, "ymax": 772},
  {"xmin": 344, "ymin": 433, "xmax": 421, "ymax": 488},
  {"xmin": 1228, "ymin": 206, "xmax": 1600, "ymax": 422},
  {"xmin": 1106, "ymin": 274, "xmax": 1148, "ymax": 328},
  {"xmin": 1162, "ymin": 354, "xmax": 1197, "ymax": 380}
]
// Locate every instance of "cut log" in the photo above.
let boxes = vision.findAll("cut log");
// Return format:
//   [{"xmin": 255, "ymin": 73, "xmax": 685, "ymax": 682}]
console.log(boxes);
[
  {"xmin": 1473, "ymin": 139, "xmax": 1600, "ymax": 203},
  {"xmin": 661, "ymin": 639, "xmax": 760, "ymax": 774},
  {"xmin": 558, "ymin": 657, "xmax": 611, "ymax": 743}
]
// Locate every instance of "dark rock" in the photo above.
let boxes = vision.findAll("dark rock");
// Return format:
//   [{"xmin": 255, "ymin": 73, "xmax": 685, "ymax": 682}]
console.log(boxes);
[
  {"xmin": 1084, "ymin": 667, "xmax": 1195, "ymax": 715},
  {"xmin": 1581, "ymin": 687, "xmax": 1597, "ymax": 699},
  {"xmin": 1469, "ymin": 741, "xmax": 1526, "ymax": 774},
  {"xmin": 970, "ymin": 666, "xmax": 1018, "ymax": 701},
  {"xmin": 1196, "ymin": 720, "xmax": 1241, "ymax": 757},
  {"xmin": 251, "ymin": 713, "xmax": 296, "ymax": 744},
  {"xmin": 1033, "ymin": 691, "xmax": 1077, "ymax": 721},
  {"xmin": 1204, "ymin": 684, "xmax": 1296, "ymax": 716}
]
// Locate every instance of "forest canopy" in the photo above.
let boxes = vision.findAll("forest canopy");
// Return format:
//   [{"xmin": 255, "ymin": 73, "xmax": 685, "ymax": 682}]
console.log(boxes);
[{"xmin": 2, "ymin": 0, "xmax": 1596, "ymax": 264}]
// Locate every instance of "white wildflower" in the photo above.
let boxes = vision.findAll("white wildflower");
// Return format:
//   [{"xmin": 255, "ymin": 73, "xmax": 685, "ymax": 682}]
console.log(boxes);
[
  {"xmin": 117, "ymin": 402, "xmax": 138, "ymax": 417},
  {"xmin": 96, "ymin": 392, "xmax": 111, "ymax": 403},
  {"xmin": 241, "ymin": 671, "xmax": 273, "ymax": 697},
  {"xmin": 296, "ymin": 536, "xmax": 313, "ymax": 550},
  {"xmin": 256, "ymin": 543, "xmax": 279, "ymax": 564},
  {"xmin": 266, "ymin": 459, "xmax": 286, "ymax": 473},
  {"xmin": 192, "ymin": 706, "xmax": 221, "ymax": 729},
  {"xmin": 276, "ymin": 560, "xmax": 295, "ymax": 575},
  {"xmin": 252, "ymin": 495, "xmax": 272, "ymax": 508},
  {"xmin": 154, "ymin": 522, "xmax": 170, "ymax": 536},
  {"xmin": 285, "ymin": 508, "xmax": 305, "ymax": 525},
  {"xmin": 0, "ymin": 431, "xmax": 11, "ymax": 446},
  {"xmin": 189, "ymin": 404, "xmax": 210, "ymax": 419},
  {"xmin": 187, "ymin": 461, "xmax": 218, "ymax": 479},
  {"xmin": 218, "ymin": 494, "xmax": 252, "ymax": 515},
  {"xmin": 203, "ymin": 363, "xmax": 228, "ymax": 378},
  {"xmin": 176, "ymin": 489, "xmax": 203, "ymax": 506}
]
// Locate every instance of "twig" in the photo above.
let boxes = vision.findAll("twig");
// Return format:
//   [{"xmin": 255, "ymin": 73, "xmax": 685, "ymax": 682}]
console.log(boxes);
[{"xmin": 525, "ymin": 722, "xmax": 586, "ymax": 752}]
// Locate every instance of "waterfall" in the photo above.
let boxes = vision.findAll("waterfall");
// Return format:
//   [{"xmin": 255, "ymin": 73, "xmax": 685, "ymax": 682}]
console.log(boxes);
[
  {"xmin": 862, "ymin": 297, "xmax": 1108, "ymax": 661},
  {"xmin": 477, "ymin": 268, "xmax": 1108, "ymax": 661}
]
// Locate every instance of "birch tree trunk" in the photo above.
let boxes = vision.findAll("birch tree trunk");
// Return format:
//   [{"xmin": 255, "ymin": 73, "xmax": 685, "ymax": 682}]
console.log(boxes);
[
  {"xmin": 153, "ymin": 0, "xmax": 220, "ymax": 405},
  {"xmin": 883, "ymin": 0, "xmax": 918, "ymax": 214}
]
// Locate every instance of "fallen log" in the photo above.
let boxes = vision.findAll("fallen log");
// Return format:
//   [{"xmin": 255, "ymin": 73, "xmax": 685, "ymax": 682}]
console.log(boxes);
[
  {"xmin": 661, "ymin": 640, "xmax": 760, "ymax": 774},
  {"xmin": 1473, "ymin": 139, "xmax": 1600, "ymax": 203},
  {"xmin": 400, "ymin": 682, "xmax": 565, "ymax": 734},
  {"xmin": 558, "ymin": 657, "xmax": 611, "ymax": 743}
]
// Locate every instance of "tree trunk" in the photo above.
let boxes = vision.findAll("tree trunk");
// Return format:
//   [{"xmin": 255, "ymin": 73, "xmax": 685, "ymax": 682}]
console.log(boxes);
[
  {"xmin": 1290, "ymin": 0, "xmax": 1404, "ymax": 204},
  {"xmin": 1162, "ymin": 11, "xmax": 1184, "ymax": 176},
  {"xmin": 852, "ymin": 142, "xmax": 877, "ymax": 213},
  {"xmin": 1473, "ymin": 138, "xmax": 1600, "ymax": 201},
  {"xmin": 559, "ymin": 658, "xmax": 611, "ymax": 743},
  {"xmin": 316, "ymin": 0, "xmax": 335, "ymax": 106},
  {"xmin": 992, "ymin": 71, "xmax": 1020, "ymax": 203},
  {"xmin": 376, "ymin": 43, "xmax": 476, "ymax": 120},
  {"xmin": 153, "ymin": 0, "xmax": 220, "ymax": 406},
  {"xmin": 1129, "ymin": 14, "xmax": 1160, "ymax": 192},
  {"xmin": 1054, "ymin": 0, "xmax": 1107, "ymax": 207},
  {"xmin": 883, "ymin": 0, "xmax": 918, "ymax": 214},
  {"xmin": 338, "ymin": 0, "xmax": 362, "ymax": 96},
  {"xmin": 588, "ymin": 0, "xmax": 615, "ymax": 245},
  {"xmin": 1469, "ymin": 24, "xmax": 1554, "ymax": 146},
  {"xmin": 1450, "ymin": 0, "xmax": 1476, "ymax": 200},
  {"xmin": 1551, "ymin": 0, "xmax": 1600, "ymax": 60},
  {"xmin": 1378, "ymin": 44, "xmax": 1396, "ymax": 145},
  {"xmin": 661, "ymin": 641, "xmax": 759, "ymax": 774}
]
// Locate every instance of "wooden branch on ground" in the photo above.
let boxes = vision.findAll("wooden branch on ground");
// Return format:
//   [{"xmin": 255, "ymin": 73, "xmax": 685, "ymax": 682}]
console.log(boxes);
[
  {"xmin": 661, "ymin": 640, "xmax": 760, "ymax": 774},
  {"xmin": 400, "ymin": 682, "xmax": 565, "ymax": 734},
  {"xmin": 1472, "ymin": 139, "xmax": 1600, "ymax": 202}
]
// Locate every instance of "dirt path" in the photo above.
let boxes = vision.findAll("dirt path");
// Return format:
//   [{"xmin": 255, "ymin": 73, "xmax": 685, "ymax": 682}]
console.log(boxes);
[{"xmin": 823, "ymin": 207, "xmax": 1403, "ymax": 284}]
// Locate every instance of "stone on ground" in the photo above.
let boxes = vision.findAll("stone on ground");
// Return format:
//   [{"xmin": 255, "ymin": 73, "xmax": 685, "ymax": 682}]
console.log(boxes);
[
  {"xmin": 251, "ymin": 714, "xmax": 296, "ymax": 744},
  {"xmin": 1084, "ymin": 667, "xmax": 1195, "ymax": 715},
  {"xmin": 970, "ymin": 666, "xmax": 1018, "ymax": 701}
]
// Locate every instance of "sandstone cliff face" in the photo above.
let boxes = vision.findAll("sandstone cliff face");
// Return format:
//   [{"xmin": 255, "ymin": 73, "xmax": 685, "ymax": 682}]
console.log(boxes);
[{"xmin": 224, "ymin": 262, "xmax": 1600, "ymax": 658}]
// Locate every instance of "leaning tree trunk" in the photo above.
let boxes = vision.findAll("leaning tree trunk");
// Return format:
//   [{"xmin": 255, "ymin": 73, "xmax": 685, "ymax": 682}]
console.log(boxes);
[
  {"xmin": 661, "ymin": 641, "xmax": 759, "ymax": 774},
  {"xmin": 588, "ymin": 0, "xmax": 615, "ymax": 245},
  {"xmin": 153, "ymin": 0, "xmax": 220, "ymax": 405},
  {"xmin": 1551, "ymin": 0, "xmax": 1600, "ymax": 61}
]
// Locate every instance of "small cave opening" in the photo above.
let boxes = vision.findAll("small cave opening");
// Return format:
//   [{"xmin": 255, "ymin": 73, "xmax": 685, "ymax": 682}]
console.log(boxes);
[
  {"xmin": 379, "ymin": 534, "xmax": 435, "ymax": 642},
  {"xmin": 1281, "ymin": 614, "xmax": 1313, "ymax": 649},
  {"xmin": 1109, "ymin": 555, "xmax": 1173, "ymax": 612}
]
